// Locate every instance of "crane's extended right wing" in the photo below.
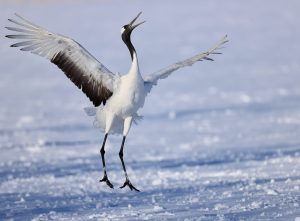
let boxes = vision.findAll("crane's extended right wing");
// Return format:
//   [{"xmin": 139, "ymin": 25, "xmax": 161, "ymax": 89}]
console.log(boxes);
[
  {"xmin": 6, "ymin": 14, "xmax": 119, "ymax": 106},
  {"xmin": 143, "ymin": 35, "xmax": 228, "ymax": 92}
]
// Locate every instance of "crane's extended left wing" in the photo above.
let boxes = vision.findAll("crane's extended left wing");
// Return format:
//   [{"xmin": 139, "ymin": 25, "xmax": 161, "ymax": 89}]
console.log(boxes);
[{"xmin": 143, "ymin": 35, "xmax": 228, "ymax": 92}]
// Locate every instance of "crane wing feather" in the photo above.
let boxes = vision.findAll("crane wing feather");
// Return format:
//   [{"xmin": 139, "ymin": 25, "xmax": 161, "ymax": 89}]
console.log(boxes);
[
  {"xmin": 6, "ymin": 14, "xmax": 118, "ymax": 106},
  {"xmin": 143, "ymin": 35, "xmax": 228, "ymax": 92}
]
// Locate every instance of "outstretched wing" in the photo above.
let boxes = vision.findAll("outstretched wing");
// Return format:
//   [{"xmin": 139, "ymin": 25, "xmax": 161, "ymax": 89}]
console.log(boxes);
[
  {"xmin": 5, "ymin": 14, "xmax": 118, "ymax": 106},
  {"xmin": 143, "ymin": 35, "xmax": 228, "ymax": 92}
]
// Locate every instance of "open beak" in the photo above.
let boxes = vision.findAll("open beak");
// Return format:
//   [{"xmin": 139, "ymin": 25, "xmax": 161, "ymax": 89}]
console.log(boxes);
[{"xmin": 129, "ymin": 12, "xmax": 146, "ymax": 30}]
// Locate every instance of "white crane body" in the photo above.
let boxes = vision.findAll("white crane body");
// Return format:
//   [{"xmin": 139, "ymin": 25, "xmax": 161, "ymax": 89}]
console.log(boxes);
[{"xmin": 6, "ymin": 12, "xmax": 228, "ymax": 191}]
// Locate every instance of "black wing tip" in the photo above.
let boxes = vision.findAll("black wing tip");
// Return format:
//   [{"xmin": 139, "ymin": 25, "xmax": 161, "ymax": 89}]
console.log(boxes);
[
  {"xmin": 5, "ymin": 34, "xmax": 15, "ymax": 38},
  {"xmin": 5, "ymin": 35, "xmax": 19, "ymax": 39},
  {"xmin": 204, "ymin": 57, "xmax": 214, "ymax": 61},
  {"xmin": 7, "ymin": 18, "xmax": 16, "ymax": 23},
  {"xmin": 7, "ymin": 14, "xmax": 25, "ymax": 24}
]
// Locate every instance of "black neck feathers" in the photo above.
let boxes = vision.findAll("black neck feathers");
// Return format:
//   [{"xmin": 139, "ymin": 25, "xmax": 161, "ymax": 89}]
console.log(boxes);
[{"xmin": 121, "ymin": 27, "xmax": 136, "ymax": 60}]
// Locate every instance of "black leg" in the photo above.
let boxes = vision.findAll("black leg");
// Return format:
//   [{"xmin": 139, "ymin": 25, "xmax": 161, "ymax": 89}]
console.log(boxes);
[
  {"xmin": 99, "ymin": 133, "xmax": 113, "ymax": 188},
  {"xmin": 119, "ymin": 136, "xmax": 140, "ymax": 192}
]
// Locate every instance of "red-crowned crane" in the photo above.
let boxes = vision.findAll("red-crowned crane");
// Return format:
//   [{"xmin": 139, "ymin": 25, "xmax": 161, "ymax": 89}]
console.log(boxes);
[{"xmin": 6, "ymin": 12, "xmax": 228, "ymax": 191}]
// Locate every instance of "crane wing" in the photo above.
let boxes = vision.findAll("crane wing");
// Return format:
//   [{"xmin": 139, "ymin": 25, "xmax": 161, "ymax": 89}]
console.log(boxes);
[
  {"xmin": 143, "ymin": 35, "xmax": 228, "ymax": 92},
  {"xmin": 6, "ymin": 14, "xmax": 118, "ymax": 106}
]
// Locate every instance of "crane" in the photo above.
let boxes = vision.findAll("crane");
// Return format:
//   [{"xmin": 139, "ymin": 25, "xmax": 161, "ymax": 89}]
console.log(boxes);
[{"xmin": 6, "ymin": 12, "xmax": 228, "ymax": 191}]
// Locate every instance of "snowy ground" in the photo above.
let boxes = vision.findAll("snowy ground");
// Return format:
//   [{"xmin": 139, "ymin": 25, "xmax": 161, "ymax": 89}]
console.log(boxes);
[{"xmin": 1, "ymin": 0, "xmax": 300, "ymax": 220}]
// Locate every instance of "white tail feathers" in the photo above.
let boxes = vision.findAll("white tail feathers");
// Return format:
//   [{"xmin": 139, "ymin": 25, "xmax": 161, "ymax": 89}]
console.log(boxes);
[{"xmin": 84, "ymin": 106, "xmax": 143, "ymax": 135}]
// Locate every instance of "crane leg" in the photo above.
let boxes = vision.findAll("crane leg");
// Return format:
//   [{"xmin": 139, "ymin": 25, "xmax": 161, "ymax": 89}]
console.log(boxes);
[
  {"xmin": 119, "ymin": 117, "xmax": 140, "ymax": 192},
  {"xmin": 119, "ymin": 136, "xmax": 140, "ymax": 191},
  {"xmin": 99, "ymin": 133, "xmax": 114, "ymax": 188}
]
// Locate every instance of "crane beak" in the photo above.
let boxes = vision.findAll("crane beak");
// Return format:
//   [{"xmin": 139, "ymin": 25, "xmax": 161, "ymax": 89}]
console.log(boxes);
[{"xmin": 129, "ymin": 12, "xmax": 146, "ymax": 30}]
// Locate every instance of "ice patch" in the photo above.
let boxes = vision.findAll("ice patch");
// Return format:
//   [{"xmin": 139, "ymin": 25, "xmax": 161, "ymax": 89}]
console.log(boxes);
[
  {"xmin": 264, "ymin": 188, "xmax": 278, "ymax": 195},
  {"xmin": 153, "ymin": 205, "xmax": 164, "ymax": 211},
  {"xmin": 214, "ymin": 203, "xmax": 228, "ymax": 211}
]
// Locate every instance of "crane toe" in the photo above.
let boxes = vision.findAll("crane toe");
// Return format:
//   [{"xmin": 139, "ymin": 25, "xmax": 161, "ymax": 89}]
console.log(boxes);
[
  {"xmin": 100, "ymin": 175, "xmax": 114, "ymax": 189},
  {"xmin": 120, "ymin": 178, "xmax": 140, "ymax": 192}
]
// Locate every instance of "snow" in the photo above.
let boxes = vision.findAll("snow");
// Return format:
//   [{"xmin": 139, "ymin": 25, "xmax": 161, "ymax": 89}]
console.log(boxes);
[{"xmin": 1, "ymin": 0, "xmax": 300, "ymax": 220}]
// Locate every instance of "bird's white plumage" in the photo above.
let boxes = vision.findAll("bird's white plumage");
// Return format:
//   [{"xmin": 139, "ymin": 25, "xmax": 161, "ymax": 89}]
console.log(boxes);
[{"xmin": 94, "ymin": 53, "xmax": 145, "ymax": 135}]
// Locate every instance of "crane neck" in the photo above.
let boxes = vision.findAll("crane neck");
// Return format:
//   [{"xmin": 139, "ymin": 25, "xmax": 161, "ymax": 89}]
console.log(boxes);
[
  {"xmin": 126, "ymin": 37, "xmax": 136, "ymax": 61},
  {"xmin": 129, "ymin": 51, "xmax": 140, "ymax": 76},
  {"xmin": 126, "ymin": 40, "xmax": 140, "ymax": 76},
  {"xmin": 122, "ymin": 30, "xmax": 141, "ymax": 77}
]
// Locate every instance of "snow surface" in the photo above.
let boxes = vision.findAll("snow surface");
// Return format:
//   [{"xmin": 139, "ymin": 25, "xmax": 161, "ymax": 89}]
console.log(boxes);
[{"xmin": 1, "ymin": 0, "xmax": 300, "ymax": 220}]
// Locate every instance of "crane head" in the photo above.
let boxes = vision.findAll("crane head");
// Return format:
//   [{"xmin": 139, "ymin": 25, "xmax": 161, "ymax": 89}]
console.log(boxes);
[{"xmin": 121, "ymin": 12, "xmax": 145, "ymax": 40}]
